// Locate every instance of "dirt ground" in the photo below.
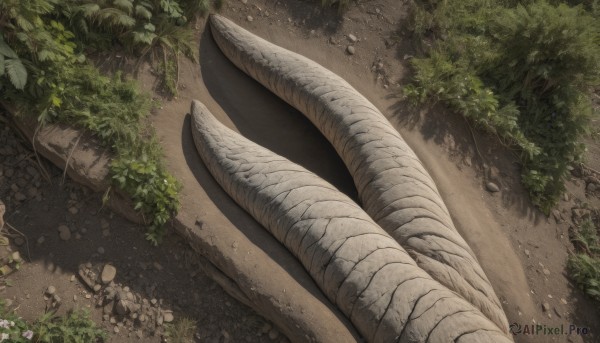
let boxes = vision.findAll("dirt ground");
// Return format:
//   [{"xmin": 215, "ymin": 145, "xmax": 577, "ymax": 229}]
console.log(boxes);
[{"xmin": 1, "ymin": 0, "xmax": 599, "ymax": 342}]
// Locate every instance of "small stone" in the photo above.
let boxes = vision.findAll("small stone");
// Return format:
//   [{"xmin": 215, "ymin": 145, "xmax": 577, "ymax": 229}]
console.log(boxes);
[
  {"xmin": 80, "ymin": 228, "xmax": 87, "ymax": 234},
  {"xmin": 85, "ymin": 294, "xmax": 92, "ymax": 299},
  {"xmin": 524, "ymin": 249, "xmax": 530, "ymax": 257},
  {"xmin": 247, "ymin": 15, "xmax": 254, "ymax": 22},
  {"xmin": 97, "ymin": 247, "xmax": 105, "ymax": 254},
  {"xmin": 114, "ymin": 326, "xmax": 120, "ymax": 334},
  {"xmin": 347, "ymin": 34, "xmax": 357, "ymax": 42},
  {"xmin": 70, "ymin": 275, "xmax": 76, "ymax": 282},
  {"xmin": 101, "ymin": 264, "xmax": 117, "ymax": 284},
  {"xmin": 46, "ymin": 285, "xmax": 56, "ymax": 295},
  {"xmin": 93, "ymin": 284, "xmax": 102, "ymax": 293},
  {"xmin": 136, "ymin": 330, "xmax": 143, "ymax": 339},
  {"xmin": 156, "ymin": 315, "xmax": 164, "ymax": 326},
  {"xmin": 163, "ymin": 311, "xmax": 174, "ymax": 323},
  {"xmin": 543, "ymin": 268, "xmax": 550, "ymax": 276},
  {"xmin": 346, "ymin": 46, "xmax": 355, "ymax": 55},
  {"xmin": 69, "ymin": 207, "xmax": 78, "ymax": 215},
  {"xmin": 11, "ymin": 251, "xmax": 22, "ymax": 262},
  {"xmin": 587, "ymin": 183, "xmax": 597, "ymax": 192},
  {"xmin": 486, "ymin": 182, "xmax": 500, "ymax": 193},
  {"xmin": 150, "ymin": 298, "xmax": 157, "ymax": 305},
  {"xmin": 14, "ymin": 237, "xmax": 24, "ymax": 246},
  {"xmin": 58, "ymin": 225, "xmax": 71, "ymax": 241},
  {"xmin": 115, "ymin": 300, "xmax": 129, "ymax": 315},
  {"xmin": 560, "ymin": 298, "xmax": 567, "ymax": 305},
  {"xmin": 73, "ymin": 295, "xmax": 78, "ymax": 301},
  {"xmin": 268, "ymin": 328, "xmax": 279, "ymax": 340},
  {"xmin": 547, "ymin": 294, "xmax": 553, "ymax": 299},
  {"xmin": 14, "ymin": 193, "xmax": 26, "ymax": 201},
  {"xmin": 139, "ymin": 314, "xmax": 147, "ymax": 322},
  {"xmin": 240, "ymin": 0, "xmax": 247, "ymax": 3},
  {"xmin": 102, "ymin": 229, "xmax": 110, "ymax": 237},
  {"xmin": 542, "ymin": 302, "xmax": 550, "ymax": 312}
]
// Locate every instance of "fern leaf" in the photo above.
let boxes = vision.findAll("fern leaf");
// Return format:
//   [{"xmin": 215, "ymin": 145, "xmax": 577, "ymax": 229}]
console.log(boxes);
[
  {"xmin": 135, "ymin": 5, "xmax": 152, "ymax": 20},
  {"xmin": 5, "ymin": 58, "xmax": 27, "ymax": 90},
  {"xmin": 0, "ymin": 35, "xmax": 18, "ymax": 59},
  {"xmin": 79, "ymin": 3, "xmax": 101, "ymax": 17},
  {"xmin": 113, "ymin": 0, "xmax": 134, "ymax": 14}
]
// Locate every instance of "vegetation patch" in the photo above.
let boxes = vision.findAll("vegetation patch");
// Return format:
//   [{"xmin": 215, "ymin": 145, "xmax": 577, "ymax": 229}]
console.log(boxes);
[
  {"xmin": 0, "ymin": 0, "xmax": 223, "ymax": 243},
  {"xmin": 403, "ymin": 0, "xmax": 600, "ymax": 212},
  {"xmin": 569, "ymin": 218, "xmax": 600, "ymax": 301},
  {"xmin": 0, "ymin": 301, "xmax": 106, "ymax": 342}
]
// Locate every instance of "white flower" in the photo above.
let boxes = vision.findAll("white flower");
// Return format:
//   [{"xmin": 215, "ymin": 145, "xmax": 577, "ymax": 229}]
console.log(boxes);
[
  {"xmin": 9, "ymin": 321, "xmax": 14, "ymax": 327},
  {"xmin": 0, "ymin": 333, "xmax": 9, "ymax": 342},
  {"xmin": 0, "ymin": 320, "xmax": 9, "ymax": 329},
  {"xmin": 22, "ymin": 330, "xmax": 34, "ymax": 340}
]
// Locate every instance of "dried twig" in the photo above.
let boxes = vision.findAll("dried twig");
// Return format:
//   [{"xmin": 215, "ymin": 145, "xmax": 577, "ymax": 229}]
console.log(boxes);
[{"xmin": 62, "ymin": 133, "xmax": 83, "ymax": 186}]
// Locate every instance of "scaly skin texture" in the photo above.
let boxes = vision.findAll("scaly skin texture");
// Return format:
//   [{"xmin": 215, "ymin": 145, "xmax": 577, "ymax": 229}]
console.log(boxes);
[
  {"xmin": 208, "ymin": 14, "xmax": 509, "ymax": 333},
  {"xmin": 190, "ymin": 100, "xmax": 512, "ymax": 343}
]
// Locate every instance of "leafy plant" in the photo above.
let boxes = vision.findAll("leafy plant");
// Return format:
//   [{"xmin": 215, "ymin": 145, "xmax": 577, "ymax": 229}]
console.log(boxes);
[
  {"xmin": 404, "ymin": 0, "xmax": 600, "ymax": 212},
  {"xmin": 33, "ymin": 309, "xmax": 106, "ymax": 343},
  {"xmin": 0, "ymin": 0, "xmax": 187, "ymax": 244},
  {"xmin": 0, "ymin": 301, "xmax": 105, "ymax": 342},
  {"xmin": 568, "ymin": 254, "xmax": 600, "ymax": 301},
  {"xmin": 112, "ymin": 152, "xmax": 180, "ymax": 245},
  {"xmin": 164, "ymin": 317, "xmax": 197, "ymax": 343}
]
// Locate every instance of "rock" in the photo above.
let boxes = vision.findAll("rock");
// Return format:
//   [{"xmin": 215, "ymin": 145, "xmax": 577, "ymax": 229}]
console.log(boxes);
[
  {"xmin": 97, "ymin": 246, "xmax": 105, "ymax": 254},
  {"xmin": 114, "ymin": 326, "xmax": 120, "ymax": 334},
  {"xmin": 115, "ymin": 299, "xmax": 129, "ymax": 315},
  {"xmin": 542, "ymin": 302, "xmax": 550, "ymax": 312},
  {"xmin": 58, "ymin": 225, "xmax": 71, "ymax": 241},
  {"xmin": 268, "ymin": 328, "xmax": 279, "ymax": 340},
  {"xmin": 347, "ymin": 34, "xmax": 357, "ymax": 43},
  {"xmin": 247, "ymin": 15, "xmax": 254, "ymax": 22},
  {"xmin": 543, "ymin": 268, "xmax": 550, "ymax": 276},
  {"xmin": 587, "ymin": 183, "xmax": 597, "ymax": 192},
  {"xmin": 560, "ymin": 298, "xmax": 567, "ymax": 305},
  {"xmin": 73, "ymin": 294, "xmax": 78, "ymax": 301},
  {"xmin": 163, "ymin": 311, "xmax": 174, "ymax": 323},
  {"xmin": 102, "ymin": 229, "xmax": 110, "ymax": 237},
  {"xmin": 101, "ymin": 264, "xmax": 117, "ymax": 284},
  {"xmin": 14, "ymin": 192, "xmax": 26, "ymax": 201},
  {"xmin": 346, "ymin": 46, "xmax": 355, "ymax": 55},
  {"xmin": 46, "ymin": 285, "xmax": 56, "ymax": 295},
  {"xmin": 524, "ymin": 249, "xmax": 530, "ymax": 257},
  {"xmin": 11, "ymin": 251, "xmax": 22, "ymax": 262},
  {"xmin": 93, "ymin": 284, "xmax": 102, "ymax": 293},
  {"xmin": 240, "ymin": 0, "xmax": 247, "ymax": 3},
  {"xmin": 551, "ymin": 209, "xmax": 562, "ymax": 222},
  {"xmin": 329, "ymin": 36, "xmax": 337, "ymax": 45},
  {"xmin": 68, "ymin": 207, "xmax": 78, "ymax": 215},
  {"xmin": 486, "ymin": 182, "xmax": 500, "ymax": 193}
]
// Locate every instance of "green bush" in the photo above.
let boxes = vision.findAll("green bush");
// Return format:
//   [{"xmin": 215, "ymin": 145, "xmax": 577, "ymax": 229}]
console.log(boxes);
[
  {"xmin": 568, "ymin": 217, "xmax": 600, "ymax": 302},
  {"xmin": 404, "ymin": 0, "xmax": 600, "ymax": 212},
  {"xmin": 0, "ymin": 0, "xmax": 206, "ymax": 244}
]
